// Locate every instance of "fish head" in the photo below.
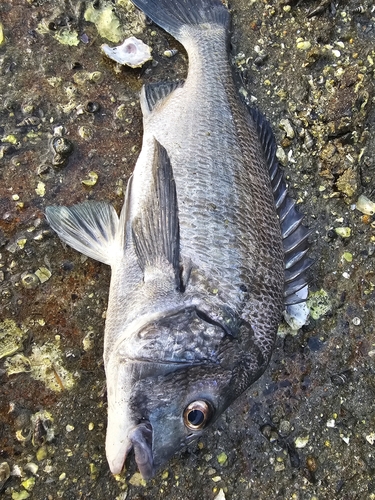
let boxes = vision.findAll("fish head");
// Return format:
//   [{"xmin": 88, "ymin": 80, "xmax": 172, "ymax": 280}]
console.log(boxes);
[
  {"xmin": 104, "ymin": 308, "xmax": 250, "ymax": 479},
  {"xmin": 106, "ymin": 359, "xmax": 235, "ymax": 480}
]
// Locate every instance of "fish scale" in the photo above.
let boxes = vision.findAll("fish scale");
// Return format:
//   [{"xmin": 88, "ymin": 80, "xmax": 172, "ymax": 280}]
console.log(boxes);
[
  {"xmin": 143, "ymin": 46, "xmax": 283, "ymax": 325},
  {"xmin": 45, "ymin": 0, "xmax": 312, "ymax": 480}
]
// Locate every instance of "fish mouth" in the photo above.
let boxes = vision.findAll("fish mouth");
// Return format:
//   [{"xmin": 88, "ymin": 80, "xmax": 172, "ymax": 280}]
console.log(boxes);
[
  {"xmin": 128, "ymin": 422, "xmax": 154, "ymax": 480},
  {"xmin": 107, "ymin": 422, "xmax": 154, "ymax": 479},
  {"xmin": 120, "ymin": 420, "xmax": 197, "ymax": 480}
]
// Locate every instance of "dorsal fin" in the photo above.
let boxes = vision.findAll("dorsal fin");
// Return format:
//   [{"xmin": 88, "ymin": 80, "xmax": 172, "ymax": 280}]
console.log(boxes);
[
  {"xmin": 142, "ymin": 81, "xmax": 184, "ymax": 114},
  {"xmin": 132, "ymin": 139, "xmax": 180, "ymax": 287},
  {"xmin": 248, "ymin": 107, "xmax": 313, "ymax": 306}
]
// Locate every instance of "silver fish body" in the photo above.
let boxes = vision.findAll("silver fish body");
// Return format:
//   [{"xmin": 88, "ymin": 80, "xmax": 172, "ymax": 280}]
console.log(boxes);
[{"xmin": 46, "ymin": 0, "xmax": 312, "ymax": 479}]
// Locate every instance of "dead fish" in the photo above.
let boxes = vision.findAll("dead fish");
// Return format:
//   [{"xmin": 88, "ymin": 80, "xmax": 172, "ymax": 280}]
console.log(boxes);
[{"xmin": 46, "ymin": 0, "xmax": 312, "ymax": 480}]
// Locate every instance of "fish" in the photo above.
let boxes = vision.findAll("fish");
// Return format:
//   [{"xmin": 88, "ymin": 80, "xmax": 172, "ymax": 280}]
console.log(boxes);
[{"xmin": 45, "ymin": 0, "xmax": 312, "ymax": 480}]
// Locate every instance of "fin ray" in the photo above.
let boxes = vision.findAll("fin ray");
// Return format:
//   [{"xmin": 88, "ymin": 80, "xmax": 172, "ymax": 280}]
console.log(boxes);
[
  {"xmin": 142, "ymin": 81, "xmax": 184, "ymax": 114},
  {"xmin": 132, "ymin": 140, "xmax": 180, "ymax": 285},
  {"xmin": 46, "ymin": 201, "xmax": 121, "ymax": 266},
  {"xmin": 285, "ymin": 257, "xmax": 314, "ymax": 283},
  {"xmin": 130, "ymin": 0, "xmax": 230, "ymax": 41},
  {"xmin": 248, "ymin": 106, "xmax": 312, "ymax": 307}
]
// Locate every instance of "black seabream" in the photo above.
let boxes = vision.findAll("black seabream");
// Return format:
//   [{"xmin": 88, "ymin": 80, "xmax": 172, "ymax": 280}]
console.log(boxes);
[{"xmin": 46, "ymin": 0, "xmax": 312, "ymax": 480}]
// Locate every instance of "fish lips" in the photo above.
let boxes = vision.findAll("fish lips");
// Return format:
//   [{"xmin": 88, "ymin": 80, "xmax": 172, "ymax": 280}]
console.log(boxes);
[
  {"xmin": 105, "ymin": 421, "xmax": 154, "ymax": 479},
  {"xmin": 128, "ymin": 422, "xmax": 154, "ymax": 480},
  {"xmin": 126, "ymin": 412, "xmax": 202, "ymax": 480}
]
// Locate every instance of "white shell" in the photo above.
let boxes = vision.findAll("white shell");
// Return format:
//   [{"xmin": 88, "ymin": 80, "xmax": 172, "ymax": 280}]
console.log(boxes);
[
  {"xmin": 283, "ymin": 285, "xmax": 310, "ymax": 331},
  {"xmin": 356, "ymin": 194, "xmax": 375, "ymax": 216},
  {"xmin": 101, "ymin": 36, "xmax": 152, "ymax": 68},
  {"xmin": 163, "ymin": 49, "xmax": 178, "ymax": 58}
]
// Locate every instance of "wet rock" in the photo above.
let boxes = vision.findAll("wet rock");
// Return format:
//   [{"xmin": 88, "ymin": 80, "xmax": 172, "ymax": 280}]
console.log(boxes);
[{"xmin": 335, "ymin": 166, "xmax": 358, "ymax": 198}]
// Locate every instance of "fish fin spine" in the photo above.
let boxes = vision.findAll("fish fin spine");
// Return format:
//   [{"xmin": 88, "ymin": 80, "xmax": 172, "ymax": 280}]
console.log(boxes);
[
  {"xmin": 248, "ymin": 106, "xmax": 313, "ymax": 305},
  {"xmin": 142, "ymin": 80, "xmax": 184, "ymax": 114}
]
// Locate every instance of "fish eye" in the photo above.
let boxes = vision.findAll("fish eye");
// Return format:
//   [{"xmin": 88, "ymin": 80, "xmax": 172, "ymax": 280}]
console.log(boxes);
[{"xmin": 183, "ymin": 400, "xmax": 212, "ymax": 430}]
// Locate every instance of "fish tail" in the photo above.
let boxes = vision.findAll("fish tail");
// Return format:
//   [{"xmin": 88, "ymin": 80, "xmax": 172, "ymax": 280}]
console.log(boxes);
[{"xmin": 131, "ymin": 0, "xmax": 230, "ymax": 41}]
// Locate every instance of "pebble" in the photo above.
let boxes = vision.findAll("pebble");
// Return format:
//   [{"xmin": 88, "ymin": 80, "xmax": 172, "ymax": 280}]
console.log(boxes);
[
  {"xmin": 296, "ymin": 40, "xmax": 311, "ymax": 50},
  {"xmin": 0, "ymin": 461, "xmax": 10, "ymax": 483},
  {"xmin": 128, "ymin": 472, "xmax": 146, "ymax": 487},
  {"xmin": 35, "ymin": 267, "xmax": 51, "ymax": 283},
  {"xmin": 342, "ymin": 252, "xmax": 353, "ymax": 262},
  {"xmin": 82, "ymin": 171, "xmax": 98, "ymax": 186},
  {"xmin": 279, "ymin": 119, "xmax": 295, "ymax": 139},
  {"xmin": 24, "ymin": 463, "xmax": 38, "ymax": 475},
  {"xmin": 21, "ymin": 477, "xmax": 36, "ymax": 491},
  {"xmin": 276, "ymin": 146, "xmax": 287, "ymax": 166},
  {"xmin": 35, "ymin": 182, "xmax": 46, "ymax": 197},
  {"xmin": 335, "ymin": 227, "xmax": 351, "ymax": 238},
  {"xmin": 214, "ymin": 489, "xmax": 226, "ymax": 500},
  {"xmin": 295, "ymin": 436, "xmax": 309, "ymax": 448},
  {"xmin": 217, "ymin": 452, "xmax": 228, "ymax": 465},
  {"xmin": 36, "ymin": 446, "xmax": 48, "ymax": 461},
  {"xmin": 356, "ymin": 194, "xmax": 375, "ymax": 215}
]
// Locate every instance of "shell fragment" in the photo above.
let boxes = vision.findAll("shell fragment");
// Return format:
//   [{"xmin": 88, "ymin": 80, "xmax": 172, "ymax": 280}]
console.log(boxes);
[{"xmin": 101, "ymin": 36, "xmax": 152, "ymax": 68}]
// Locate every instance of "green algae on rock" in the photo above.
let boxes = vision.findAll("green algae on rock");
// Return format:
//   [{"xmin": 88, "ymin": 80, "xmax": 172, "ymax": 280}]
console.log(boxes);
[{"xmin": 0, "ymin": 319, "xmax": 28, "ymax": 360}]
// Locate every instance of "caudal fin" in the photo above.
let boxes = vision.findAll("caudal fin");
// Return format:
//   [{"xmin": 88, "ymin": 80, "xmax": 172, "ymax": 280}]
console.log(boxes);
[{"xmin": 130, "ymin": 0, "xmax": 229, "ymax": 41}]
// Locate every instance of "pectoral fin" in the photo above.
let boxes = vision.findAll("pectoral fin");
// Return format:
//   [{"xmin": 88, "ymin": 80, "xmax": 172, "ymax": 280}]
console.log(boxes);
[
  {"xmin": 132, "ymin": 140, "xmax": 180, "ymax": 287},
  {"xmin": 46, "ymin": 201, "xmax": 122, "ymax": 266}
]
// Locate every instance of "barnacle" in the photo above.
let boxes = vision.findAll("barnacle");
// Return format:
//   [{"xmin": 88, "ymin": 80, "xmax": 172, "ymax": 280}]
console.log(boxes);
[
  {"xmin": 21, "ymin": 272, "xmax": 39, "ymax": 289},
  {"xmin": 0, "ymin": 320, "xmax": 28, "ymax": 359}
]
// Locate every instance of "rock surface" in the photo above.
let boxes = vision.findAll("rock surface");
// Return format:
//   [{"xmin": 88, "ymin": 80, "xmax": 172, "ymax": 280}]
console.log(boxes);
[{"xmin": 0, "ymin": 1, "xmax": 374, "ymax": 498}]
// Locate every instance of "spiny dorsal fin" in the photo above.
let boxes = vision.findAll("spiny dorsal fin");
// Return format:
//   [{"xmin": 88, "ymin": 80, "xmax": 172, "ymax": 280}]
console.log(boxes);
[
  {"xmin": 132, "ymin": 139, "xmax": 180, "ymax": 287},
  {"xmin": 143, "ymin": 80, "xmax": 184, "ymax": 114},
  {"xmin": 45, "ymin": 201, "xmax": 122, "ymax": 266},
  {"xmin": 248, "ymin": 106, "xmax": 313, "ymax": 305}
]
